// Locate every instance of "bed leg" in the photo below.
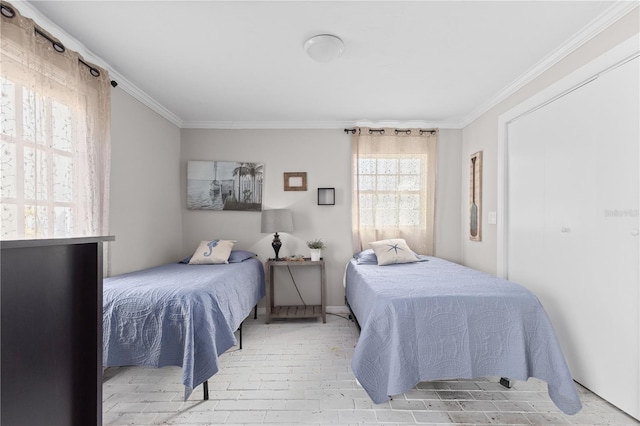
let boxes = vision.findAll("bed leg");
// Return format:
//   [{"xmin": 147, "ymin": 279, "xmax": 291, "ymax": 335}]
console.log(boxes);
[
  {"xmin": 345, "ymin": 302, "xmax": 361, "ymax": 332},
  {"xmin": 203, "ymin": 380, "xmax": 209, "ymax": 400},
  {"xmin": 239, "ymin": 321, "xmax": 243, "ymax": 350},
  {"xmin": 499, "ymin": 377, "xmax": 512, "ymax": 389},
  {"xmin": 254, "ymin": 304, "xmax": 257, "ymax": 320}
]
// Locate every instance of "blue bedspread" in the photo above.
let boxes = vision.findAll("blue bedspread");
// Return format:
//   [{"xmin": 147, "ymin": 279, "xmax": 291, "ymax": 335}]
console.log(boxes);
[
  {"xmin": 103, "ymin": 259, "xmax": 265, "ymax": 399},
  {"xmin": 345, "ymin": 256, "xmax": 581, "ymax": 415}
]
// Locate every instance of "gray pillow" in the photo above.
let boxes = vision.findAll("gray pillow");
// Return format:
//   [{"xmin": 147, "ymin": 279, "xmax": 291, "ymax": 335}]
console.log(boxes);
[{"xmin": 179, "ymin": 249, "xmax": 257, "ymax": 264}]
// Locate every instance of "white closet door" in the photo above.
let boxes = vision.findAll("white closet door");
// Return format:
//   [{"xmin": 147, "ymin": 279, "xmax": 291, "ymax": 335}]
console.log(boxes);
[
  {"xmin": 507, "ymin": 56, "xmax": 639, "ymax": 419},
  {"xmin": 589, "ymin": 57, "xmax": 639, "ymax": 419}
]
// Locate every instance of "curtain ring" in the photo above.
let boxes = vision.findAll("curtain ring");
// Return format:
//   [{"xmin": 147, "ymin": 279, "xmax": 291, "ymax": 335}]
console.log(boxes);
[
  {"xmin": 35, "ymin": 28, "xmax": 67, "ymax": 53},
  {"xmin": 395, "ymin": 129, "xmax": 411, "ymax": 135},
  {"xmin": 1, "ymin": 4, "xmax": 16, "ymax": 18},
  {"xmin": 53, "ymin": 42, "xmax": 65, "ymax": 53}
]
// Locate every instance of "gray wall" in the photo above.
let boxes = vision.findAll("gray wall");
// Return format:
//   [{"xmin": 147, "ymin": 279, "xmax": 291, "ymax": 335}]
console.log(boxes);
[
  {"xmin": 109, "ymin": 89, "xmax": 183, "ymax": 275},
  {"xmin": 180, "ymin": 128, "xmax": 462, "ymax": 307},
  {"xmin": 435, "ymin": 129, "xmax": 462, "ymax": 262},
  {"xmin": 108, "ymin": 101, "xmax": 461, "ymax": 308}
]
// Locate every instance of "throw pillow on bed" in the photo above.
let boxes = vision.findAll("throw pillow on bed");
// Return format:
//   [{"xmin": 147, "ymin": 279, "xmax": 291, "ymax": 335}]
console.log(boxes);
[
  {"xmin": 188, "ymin": 240, "xmax": 236, "ymax": 264},
  {"xmin": 179, "ymin": 249, "xmax": 257, "ymax": 264},
  {"xmin": 370, "ymin": 238, "xmax": 419, "ymax": 266},
  {"xmin": 354, "ymin": 249, "xmax": 379, "ymax": 265},
  {"xmin": 228, "ymin": 249, "xmax": 257, "ymax": 263}
]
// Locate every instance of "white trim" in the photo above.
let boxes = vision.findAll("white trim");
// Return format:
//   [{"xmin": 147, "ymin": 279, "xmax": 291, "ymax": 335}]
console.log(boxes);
[
  {"xmin": 353, "ymin": 119, "xmax": 457, "ymax": 129},
  {"xmin": 182, "ymin": 120, "xmax": 356, "ymax": 130},
  {"xmin": 12, "ymin": 0, "xmax": 184, "ymax": 128},
  {"xmin": 255, "ymin": 305, "xmax": 350, "ymax": 315},
  {"xmin": 327, "ymin": 305, "xmax": 351, "ymax": 315},
  {"xmin": 16, "ymin": 1, "xmax": 637, "ymax": 131},
  {"xmin": 496, "ymin": 117, "xmax": 509, "ymax": 279},
  {"xmin": 181, "ymin": 119, "xmax": 463, "ymax": 130},
  {"xmin": 111, "ymin": 72, "xmax": 184, "ymax": 127},
  {"xmin": 496, "ymin": 34, "xmax": 640, "ymax": 279},
  {"xmin": 462, "ymin": 1, "xmax": 638, "ymax": 128}
]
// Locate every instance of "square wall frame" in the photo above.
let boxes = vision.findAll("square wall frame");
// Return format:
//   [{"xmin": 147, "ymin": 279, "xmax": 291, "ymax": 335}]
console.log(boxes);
[{"xmin": 317, "ymin": 188, "xmax": 335, "ymax": 205}]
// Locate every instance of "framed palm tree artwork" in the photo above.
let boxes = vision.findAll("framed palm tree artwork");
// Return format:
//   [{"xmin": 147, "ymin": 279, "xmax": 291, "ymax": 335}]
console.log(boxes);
[{"xmin": 187, "ymin": 160, "xmax": 263, "ymax": 211}]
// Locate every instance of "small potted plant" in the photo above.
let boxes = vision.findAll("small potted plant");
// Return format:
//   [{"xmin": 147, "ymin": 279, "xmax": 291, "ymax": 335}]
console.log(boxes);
[{"xmin": 306, "ymin": 239, "xmax": 325, "ymax": 261}]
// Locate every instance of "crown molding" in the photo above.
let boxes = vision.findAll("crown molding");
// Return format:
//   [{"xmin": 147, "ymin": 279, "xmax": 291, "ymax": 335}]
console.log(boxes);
[
  {"xmin": 353, "ymin": 119, "xmax": 462, "ymax": 129},
  {"xmin": 16, "ymin": 0, "xmax": 184, "ymax": 128},
  {"xmin": 181, "ymin": 120, "xmax": 354, "ymax": 129},
  {"xmin": 459, "ymin": 1, "xmax": 639, "ymax": 128},
  {"xmin": 112, "ymin": 75, "xmax": 183, "ymax": 127},
  {"xmin": 181, "ymin": 119, "xmax": 463, "ymax": 130},
  {"xmin": 19, "ymin": 0, "xmax": 635, "ymax": 131}
]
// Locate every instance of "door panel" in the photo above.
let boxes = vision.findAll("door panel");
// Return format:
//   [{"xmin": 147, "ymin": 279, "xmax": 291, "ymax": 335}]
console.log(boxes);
[{"xmin": 507, "ymin": 57, "xmax": 639, "ymax": 419}]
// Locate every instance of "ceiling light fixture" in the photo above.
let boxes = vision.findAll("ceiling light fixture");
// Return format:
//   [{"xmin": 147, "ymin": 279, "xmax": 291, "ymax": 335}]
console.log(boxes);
[{"xmin": 304, "ymin": 34, "xmax": 344, "ymax": 63}]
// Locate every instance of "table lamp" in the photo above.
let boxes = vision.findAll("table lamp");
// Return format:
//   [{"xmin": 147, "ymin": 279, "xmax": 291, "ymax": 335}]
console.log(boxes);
[{"xmin": 261, "ymin": 209, "xmax": 293, "ymax": 260}]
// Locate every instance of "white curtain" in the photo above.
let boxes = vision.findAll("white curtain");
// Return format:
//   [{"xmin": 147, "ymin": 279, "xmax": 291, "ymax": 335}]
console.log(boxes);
[
  {"xmin": 0, "ymin": 1, "xmax": 111, "ymax": 239},
  {"xmin": 351, "ymin": 128, "xmax": 437, "ymax": 255}
]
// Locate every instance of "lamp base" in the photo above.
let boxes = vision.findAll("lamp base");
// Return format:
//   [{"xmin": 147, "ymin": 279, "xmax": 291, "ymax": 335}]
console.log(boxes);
[{"xmin": 272, "ymin": 232, "xmax": 282, "ymax": 261}]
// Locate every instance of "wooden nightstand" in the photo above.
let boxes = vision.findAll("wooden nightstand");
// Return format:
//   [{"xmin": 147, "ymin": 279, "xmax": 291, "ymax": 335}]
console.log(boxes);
[{"xmin": 265, "ymin": 258, "xmax": 326, "ymax": 324}]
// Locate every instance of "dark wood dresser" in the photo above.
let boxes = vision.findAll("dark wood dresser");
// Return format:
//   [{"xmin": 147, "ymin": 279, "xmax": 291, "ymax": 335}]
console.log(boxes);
[{"xmin": 1, "ymin": 236, "xmax": 114, "ymax": 426}]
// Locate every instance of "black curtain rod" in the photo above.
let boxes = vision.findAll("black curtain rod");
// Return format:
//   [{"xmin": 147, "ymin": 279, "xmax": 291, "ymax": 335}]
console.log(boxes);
[
  {"xmin": 33, "ymin": 27, "xmax": 118, "ymax": 87},
  {"xmin": 344, "ymin": 128, "xmax": 437, "ymax": 135},
  {"xmin": 1, "ymin": 3, "xmax": 118, "ymax": 87}
]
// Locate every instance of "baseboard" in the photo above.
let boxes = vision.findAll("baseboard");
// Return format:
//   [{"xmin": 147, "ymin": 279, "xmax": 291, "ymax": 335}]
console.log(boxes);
[{"xmin": 255, "ymin": 305, "xmax": 350, "ymax": 315}]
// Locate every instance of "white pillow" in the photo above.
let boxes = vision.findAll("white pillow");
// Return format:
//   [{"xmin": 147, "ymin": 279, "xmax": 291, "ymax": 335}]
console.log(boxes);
[
  {"xmin": 188, "ymin": 240, "xmax": 236, "ymax": 264},
  {"xmin": 369, "ymin": 238, "xmax": 418, "ymax": 266}
]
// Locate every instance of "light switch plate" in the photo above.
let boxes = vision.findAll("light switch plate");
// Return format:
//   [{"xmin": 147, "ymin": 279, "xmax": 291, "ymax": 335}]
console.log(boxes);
[{"xmin": 488, "ymin": 211, "xmax": 497, "ymax": 225}]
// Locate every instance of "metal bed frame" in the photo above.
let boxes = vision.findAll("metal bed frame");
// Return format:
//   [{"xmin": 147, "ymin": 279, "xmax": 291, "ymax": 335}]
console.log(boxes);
[{"xmin": 202, "ymin": 304, "xmax": 258, "ymax": 400}]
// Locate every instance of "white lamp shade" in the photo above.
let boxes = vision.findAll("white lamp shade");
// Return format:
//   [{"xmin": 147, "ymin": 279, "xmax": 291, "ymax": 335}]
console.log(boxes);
[
  {"xmin": 261, "ymin": 209, "xmax": 293, "ymax": 233},
  {"xmin": 304, "ymin": 34, "xmax": 344, "ymax": 63}
]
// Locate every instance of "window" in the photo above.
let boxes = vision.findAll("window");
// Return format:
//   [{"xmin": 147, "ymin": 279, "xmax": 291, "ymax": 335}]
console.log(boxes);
[
  {"xmin": 351, "ymin": 128, "xmax": 437, "ymax": 255},
  {"xmin": 1, "ymin": 78, "xmax": 75, "ymax": 238},
  {"xmin": 1, "ymin": 5, "xmax": 111, "ymax": 240},
  {"xmin": 356, "ymin": 156, "xmax": 426, "ymax": 227}
]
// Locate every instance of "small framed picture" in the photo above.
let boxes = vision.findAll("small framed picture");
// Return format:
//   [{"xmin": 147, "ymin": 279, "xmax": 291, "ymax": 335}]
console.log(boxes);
[{"xmin": 284, "ymin": 172, "xmax": 307, "ymax": 191}]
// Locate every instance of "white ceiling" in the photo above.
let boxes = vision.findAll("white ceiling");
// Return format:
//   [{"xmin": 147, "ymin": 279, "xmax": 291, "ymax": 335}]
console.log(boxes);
[{"xmin": 22, "ymin": 1, "xmax": 632, "ymax": 129}]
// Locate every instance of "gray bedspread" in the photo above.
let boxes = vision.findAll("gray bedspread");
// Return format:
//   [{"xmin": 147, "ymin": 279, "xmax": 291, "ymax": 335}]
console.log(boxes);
[
  {"xmin": 103, "ymin": 259, "xmax": 265, "ymax": 399},
  {"xmin": 345, "ymin": 256, "xmax": 581, "ymax": 415}
]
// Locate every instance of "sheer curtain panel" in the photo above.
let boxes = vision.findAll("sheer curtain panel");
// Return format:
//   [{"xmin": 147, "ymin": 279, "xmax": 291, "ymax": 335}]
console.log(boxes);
[
  {"xmin": 0, "ymin": 1, "xmax": 111, "ymax": 239},
  {"xmin": 351, "ymin": 128, "xmax": 437, "ymax": 255}
]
